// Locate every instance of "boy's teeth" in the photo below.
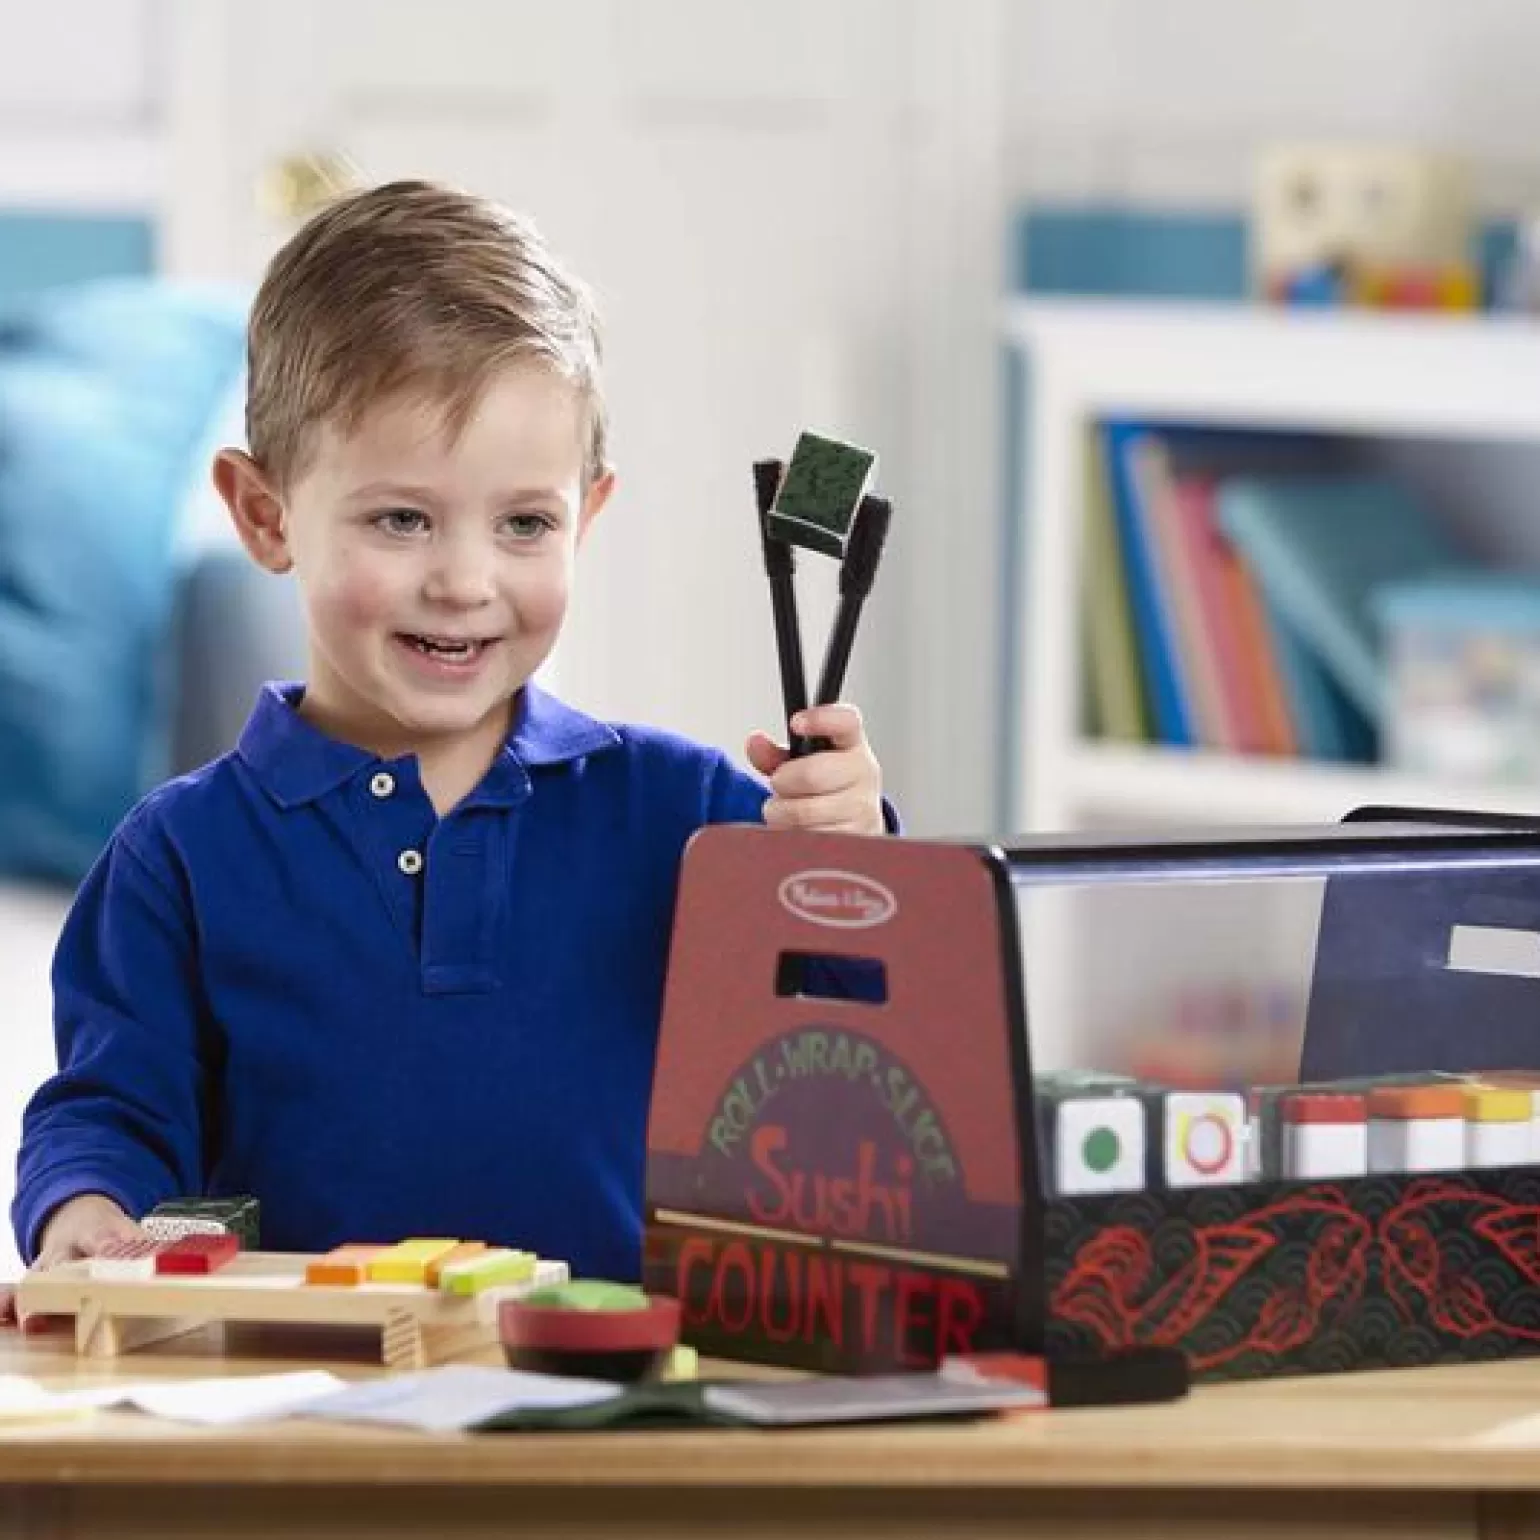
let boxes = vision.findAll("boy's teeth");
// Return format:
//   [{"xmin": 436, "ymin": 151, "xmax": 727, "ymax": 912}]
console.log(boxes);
[{"xmin": 412, "ymin": 636, "xmax": 477, "ymax": 657}]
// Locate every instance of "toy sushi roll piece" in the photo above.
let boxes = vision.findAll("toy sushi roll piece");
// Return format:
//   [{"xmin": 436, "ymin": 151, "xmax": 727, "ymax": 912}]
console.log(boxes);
[
  {"xmin": 1472, "ymin": 1072, "xmax": 1540, "ymax": 1161},
  {"xmin": 499, "ymin": 1280, "xmax": 681, "ymax": 1383},
  {"xmin": 154, "ymin": 1232, "xmax": 240, "ymax": 1275},
  {"xmin": 142, "ymin": 1196, "xmax": 260, "ymax": 1248},
  {"xmin": 1462, "ymin": 1087, "xmax": 1531, "ymax": 1169},
  {"xmin": 1038, "ymin": 1089, "xmax": 1147, "ymax": 1196},
  {"xmin": 1281, "ymin": 1092, "xmax": 1368, "ymax": 1179},
  {"xmin": 1159, "ymin": 1091, "xmax": 1247, "ymax": 1187},
  {"xmin": 1367, "ymin": 1085, "xmax": 1465, "ymax": 1173}
]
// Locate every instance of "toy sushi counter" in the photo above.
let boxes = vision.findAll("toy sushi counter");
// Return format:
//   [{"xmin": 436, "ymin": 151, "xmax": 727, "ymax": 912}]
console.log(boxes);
[{"xmin": 4, "ymin": 1327, "xmax": 1540, "ymax": 1539}]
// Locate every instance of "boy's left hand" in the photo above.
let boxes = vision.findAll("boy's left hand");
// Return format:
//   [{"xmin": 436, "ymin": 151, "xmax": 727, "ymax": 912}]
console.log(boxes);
[{"xmin": 746, "ymin": 704, "xmax": 885, "ymax": 835}]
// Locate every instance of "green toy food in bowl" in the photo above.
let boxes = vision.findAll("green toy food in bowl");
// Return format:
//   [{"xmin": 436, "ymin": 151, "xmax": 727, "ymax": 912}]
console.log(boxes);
[{"xmin": 499, "ymin": 1281, "xmax": 682, "ymax": 1382}]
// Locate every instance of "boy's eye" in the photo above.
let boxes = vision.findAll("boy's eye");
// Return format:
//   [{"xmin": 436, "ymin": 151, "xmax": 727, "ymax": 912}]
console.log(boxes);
[
  {"xmin": 372, "ymin": 507, "xmax": 428, "ymax": 535},
  {"xmin": 503, "ymin": 512, "xmax": 555, "ymax": 540}
]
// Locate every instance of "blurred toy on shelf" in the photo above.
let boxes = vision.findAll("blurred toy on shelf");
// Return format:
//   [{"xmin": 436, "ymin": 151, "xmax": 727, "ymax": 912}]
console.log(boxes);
[
  {"xmin": 1252, "ymin": 143, "xmax": 1478, "ymax": 311},
  {"xmin": 1373, "ymin": 572, "xmax": 1540, "ymax": 783},
  {"xmin": 1496, "ymin": 212, "xmax": 1540, "ymax": 312}
]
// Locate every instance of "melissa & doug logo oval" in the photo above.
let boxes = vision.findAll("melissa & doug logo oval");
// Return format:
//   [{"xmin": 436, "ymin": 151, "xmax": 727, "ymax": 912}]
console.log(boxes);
[{"xmin": 777, "ymin": 870, "xmax": 897, "ymax": 929}]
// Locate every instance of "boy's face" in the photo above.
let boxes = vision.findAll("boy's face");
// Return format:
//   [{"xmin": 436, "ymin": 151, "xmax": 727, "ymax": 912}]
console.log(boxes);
[{"xmin": 221, "ymin": 364, "xmax": 612, "ymax": 761}]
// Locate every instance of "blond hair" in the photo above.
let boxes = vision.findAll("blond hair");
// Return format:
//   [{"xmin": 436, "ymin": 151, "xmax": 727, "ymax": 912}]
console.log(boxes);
[{"xmin": 246, "ymin": 179, "xmax": 606, "ymax": 490}]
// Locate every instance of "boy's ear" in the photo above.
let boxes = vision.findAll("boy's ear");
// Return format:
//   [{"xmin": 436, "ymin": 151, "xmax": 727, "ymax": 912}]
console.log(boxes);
[
  {"xmin": 213, "ymin": 449, "xmax": 292, "ymax": 574},
  {"xmin": 577, "ymin": 466, "xmax": 616, "ymax": 548}
]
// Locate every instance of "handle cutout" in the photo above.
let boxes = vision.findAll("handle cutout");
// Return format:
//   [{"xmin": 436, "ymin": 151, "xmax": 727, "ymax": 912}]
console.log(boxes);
[{"xmin": 775, "ymin": 951, "xmax": 888, "ymax": 1004}]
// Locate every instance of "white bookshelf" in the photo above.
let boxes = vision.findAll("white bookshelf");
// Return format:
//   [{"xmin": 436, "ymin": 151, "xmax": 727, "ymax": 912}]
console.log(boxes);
[{"xmin": 1003, "ymin": 296, "xmax": 1540, "ymax": 833}]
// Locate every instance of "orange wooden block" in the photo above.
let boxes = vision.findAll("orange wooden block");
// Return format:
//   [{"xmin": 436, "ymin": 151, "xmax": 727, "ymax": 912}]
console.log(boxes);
[
  {"xmin": 1367, "ymin": 1085, "xmax": 1464, "ymax": 1120},
  {"xmin": 306, "ymin": 1244, "xmax": 385, "ymax": 1287}
]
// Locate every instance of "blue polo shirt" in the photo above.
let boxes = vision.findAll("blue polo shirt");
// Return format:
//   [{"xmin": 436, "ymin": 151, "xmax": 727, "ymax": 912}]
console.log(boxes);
[{"xmin": 12, "ymin": 682, "xmax": 784, "ymax": 1278}]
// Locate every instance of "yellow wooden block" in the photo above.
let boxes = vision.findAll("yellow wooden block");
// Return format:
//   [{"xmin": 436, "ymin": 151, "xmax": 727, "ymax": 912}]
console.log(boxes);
[
  {"xmin": 665, "ymin": 1344, "xmax": 699, "ymax": 1382},
  {"xmin": 438, "ymin": 1248, "xmax": 536, "ymax": 1296},
  {"xmin": 1465, "ymin": 1087, "xmax": 1532, "ymax": 1123},
  {"xmin": 366, "ymin": 1238, "xmax": 461, "ymax": 1285}
]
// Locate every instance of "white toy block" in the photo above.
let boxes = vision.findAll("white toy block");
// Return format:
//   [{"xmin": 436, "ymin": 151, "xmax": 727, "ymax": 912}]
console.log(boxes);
[
  {"xmin": 1051, "ymin": 1094, "xmax": 1146, "ymax": 1196},
  {"xmin": 1163, "ymin": 1092, "xmax": 1247, "ymax": 1187}
]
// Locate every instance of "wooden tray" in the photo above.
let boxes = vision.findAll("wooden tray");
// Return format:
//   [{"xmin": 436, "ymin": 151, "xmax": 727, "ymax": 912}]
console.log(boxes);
[{"xmin": 16, "ymin": 1251, "xmax": 569, "ymax": 1370}]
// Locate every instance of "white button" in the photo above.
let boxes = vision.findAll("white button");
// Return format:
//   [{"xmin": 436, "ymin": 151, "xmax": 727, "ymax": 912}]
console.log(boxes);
[
  {"xmin": 369, "ymin": 772, "xmax": 395, "ymax": 799},
  {"xmin": 397, "ymin": 849, "xmax": 424, "ymax": 876}
]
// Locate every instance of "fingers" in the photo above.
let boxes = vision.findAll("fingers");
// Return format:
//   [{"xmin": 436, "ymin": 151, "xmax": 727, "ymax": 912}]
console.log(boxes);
[
  {"xmin": 21, "ymin": 1207, "xmax": 141, "ymax": 1337},
  {"xmin": 744, "ymin": 730, "xmax": 790, "ymax": 778},
  {"xmin": 762, "ymin": 790, "xmax": 875, "ymax": 833},
  {"xmin": 790, "ymin": 704, "xmax": 864, "ymax": 751},
  {"xmin": 82, "ymin": 1215, "xmax": 143, "ymax": 1257},
  {"xmin": 36, "ymin": 1214, "xmax": 140, "ymax": 1272},
  {"xmin": 752, "ymin": 702, "xmax": 884, "ymax": 836},
  {"xmin": 0, "ymin": 1287, "xmax": 62, "ymax": 1336},
  {"xmin": 33, "ymin": 1238, "xmax": 71, "ymax": 1272}
]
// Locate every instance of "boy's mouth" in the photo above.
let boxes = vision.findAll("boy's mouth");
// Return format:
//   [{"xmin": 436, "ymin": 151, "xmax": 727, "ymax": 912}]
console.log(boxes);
[{"xmin": 398, "ymin": 633, "xmax": 495, "ymax": 661}]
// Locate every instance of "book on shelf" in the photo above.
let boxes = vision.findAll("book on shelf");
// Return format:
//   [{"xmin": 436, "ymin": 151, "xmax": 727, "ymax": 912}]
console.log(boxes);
[
  {"xmin": 1216, "ymin": 473, "xmax": 1465, "ymax": 727},
  {"xmin": 1099, "ymin": 421, "xmax": 1194, "ymax": 746},
  {"xmin": 1083, "ymin": 422, "xmax": 1462, "ymax": 765},
  {"xmin": 1080, "ymin": 426, "xmax": 1148, "ymax": 744}
]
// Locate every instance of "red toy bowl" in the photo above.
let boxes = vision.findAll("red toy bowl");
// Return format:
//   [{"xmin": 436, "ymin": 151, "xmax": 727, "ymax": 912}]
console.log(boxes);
[{"xmin": 498, "ymin": 1292, "xmax": 681, "ymax": 1382}]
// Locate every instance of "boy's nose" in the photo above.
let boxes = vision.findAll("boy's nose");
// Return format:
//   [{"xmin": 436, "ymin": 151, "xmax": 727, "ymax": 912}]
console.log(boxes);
[{"xmin": 422, "ymin": 548, "xmax": 497, "ymax": 607}]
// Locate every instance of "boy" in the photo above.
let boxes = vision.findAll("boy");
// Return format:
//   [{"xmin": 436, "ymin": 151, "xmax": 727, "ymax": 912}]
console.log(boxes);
[{"xmin": 12, "ymin": 180, "xmax": 890, "ymax": 1284}]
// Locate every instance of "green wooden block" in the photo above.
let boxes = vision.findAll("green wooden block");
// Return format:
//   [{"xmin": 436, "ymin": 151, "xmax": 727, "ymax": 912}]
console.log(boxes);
[
  {"xmin": 767, "ymin": 431, "xmax": 876, "ymax": 558},
  {"xmin": 439, "ymin": 1249, "xmax": 536, "ymax": 1296}
]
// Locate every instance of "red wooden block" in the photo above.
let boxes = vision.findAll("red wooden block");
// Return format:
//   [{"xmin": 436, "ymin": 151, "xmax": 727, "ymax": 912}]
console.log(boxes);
[{"xmin": 154, "ymin": 1233, "xmax": 240, "ymax": 1275}]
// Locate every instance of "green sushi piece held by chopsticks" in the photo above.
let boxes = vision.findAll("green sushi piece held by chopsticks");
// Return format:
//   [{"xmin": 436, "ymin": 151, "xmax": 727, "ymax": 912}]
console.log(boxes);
[{"xmin": 767, "ymin": 431, "xmax": 877, "ymax": 559}]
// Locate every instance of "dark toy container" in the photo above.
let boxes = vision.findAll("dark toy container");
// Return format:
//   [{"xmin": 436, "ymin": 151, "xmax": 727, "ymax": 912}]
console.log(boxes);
[{"xmin": 644, "ymin": 808, "xmax": 1540, "ymax": 1383}]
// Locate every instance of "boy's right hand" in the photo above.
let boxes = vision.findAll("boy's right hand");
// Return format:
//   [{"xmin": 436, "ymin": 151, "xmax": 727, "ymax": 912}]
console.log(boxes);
[
  {"xmin": 0, "ymin": 1194, "xmax": 140, "ymax": 1332},
  {"xmin": 34, "ymin": 1193, "xmax": 141, "ymax": 1271}
]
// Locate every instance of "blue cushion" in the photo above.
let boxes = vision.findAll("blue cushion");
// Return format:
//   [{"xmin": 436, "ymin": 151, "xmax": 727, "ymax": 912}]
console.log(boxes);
[{"xmin": 0, "ymin": 279, "xmax": 247, "ymax": 881}]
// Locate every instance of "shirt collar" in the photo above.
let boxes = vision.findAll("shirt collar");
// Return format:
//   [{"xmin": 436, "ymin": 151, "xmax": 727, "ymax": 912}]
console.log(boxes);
[{"xmin": 237, "ymin": 681, "xmax": 621, "ymax": 810}]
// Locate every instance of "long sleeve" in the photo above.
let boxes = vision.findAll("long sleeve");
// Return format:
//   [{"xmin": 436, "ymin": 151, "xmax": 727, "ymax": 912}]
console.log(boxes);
[{"xmin": 12, "ymin": 814, "xmax": 210, "ymax": 1261}]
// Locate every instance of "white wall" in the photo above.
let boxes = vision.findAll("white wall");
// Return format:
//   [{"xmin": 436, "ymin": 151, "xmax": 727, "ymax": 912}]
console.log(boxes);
[
  {"xmin": 1008, "ymin": 0, "xmax": 1540, "ymax": 212},
  {"xmin": 0, "ymin": 0, "xmax": 159, "ymax": 208}
]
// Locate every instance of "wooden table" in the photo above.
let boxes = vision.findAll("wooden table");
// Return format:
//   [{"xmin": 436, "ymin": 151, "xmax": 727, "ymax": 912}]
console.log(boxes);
[{"xmin": 3, "ymin": 1325, "xmax": 1540, "ymax": 1539}]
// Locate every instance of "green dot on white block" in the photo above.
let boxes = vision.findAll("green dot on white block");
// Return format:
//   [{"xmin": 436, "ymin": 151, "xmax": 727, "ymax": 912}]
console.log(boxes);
[
  {"xmin": 1083, "ymin": 1127, "xmax": 1121, "ymax": 1172},
  {"xmin": 1054, "ymin": 1095, "xmax": 1146, "ymax": 1195}
]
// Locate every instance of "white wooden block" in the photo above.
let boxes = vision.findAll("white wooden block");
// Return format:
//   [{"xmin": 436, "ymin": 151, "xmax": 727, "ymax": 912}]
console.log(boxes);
[
  {"xmin": 1368, "ymin": 1115, "xmax": 1465, "ymax": 1173},
  {"xmin": 473, "ymin": 1260, "xmax": 572, "ymax": 1326},
  {"xmin": 1163, "ymin": 1092, "xmax": 1247, "ymax": 1187},
  {"xmin": 88, "ymin": 1239, "xmax": 163, "ymax": 1281},
  {"xmin": 1051, "ymin": 1094, "xmax": 1146, "ymax": 1195}
]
